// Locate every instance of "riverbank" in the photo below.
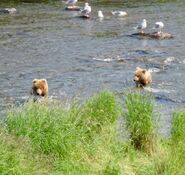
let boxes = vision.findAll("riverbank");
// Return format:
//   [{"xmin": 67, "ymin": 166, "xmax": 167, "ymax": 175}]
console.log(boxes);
[{"xmin": 0, "ymin": 90, "xmax": 184, "ymax": 174}]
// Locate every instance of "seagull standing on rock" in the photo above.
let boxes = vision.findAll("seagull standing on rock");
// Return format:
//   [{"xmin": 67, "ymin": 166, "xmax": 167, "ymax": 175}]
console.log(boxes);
[
  {"xmin": 135, "ymin": 19, "xmax": 147, "ymax": 33},
  {"xmin": 81, "ymin": 2, "xmax": 91, "ymax": 15},
  {"xmin": 153, "ymin": 21, "xmax": 164, "ymax": 33},
  {"xmin": 111, "ymin": 10, "xmax": 127, "ymax": 17},
  {"xmin": 66, "ymin": 0, "xmax": 78, "ymax": 6}
]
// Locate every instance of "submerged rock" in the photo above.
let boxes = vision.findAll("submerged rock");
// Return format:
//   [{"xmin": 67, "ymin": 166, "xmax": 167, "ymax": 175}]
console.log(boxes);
[
  {"xmin": 130, "ymin": 31, "xmax": 173, "ymax": 40},
  {"xmin": 78, "ymin": 14, "xmax": 90, "ymax": 19}
]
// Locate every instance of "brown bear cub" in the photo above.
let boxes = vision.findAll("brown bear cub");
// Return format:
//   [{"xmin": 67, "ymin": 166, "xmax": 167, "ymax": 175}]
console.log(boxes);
[
  {"xmin": 134, "ymin": 67, "xmax": 152, "ymax": 87},
  {"xmin": 31, "ymin": 79, "xmax": 48, "ymax": 97}
]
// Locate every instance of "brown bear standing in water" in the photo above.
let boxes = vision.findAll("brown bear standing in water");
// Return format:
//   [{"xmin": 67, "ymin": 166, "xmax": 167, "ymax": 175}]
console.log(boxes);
[
  {"xmin": 133, "ymin": 67, "xmax": 152, "ymax": 87},
  {"xmin": 31, "ymin": 79, "xmax": 48, "ymax": 97}
]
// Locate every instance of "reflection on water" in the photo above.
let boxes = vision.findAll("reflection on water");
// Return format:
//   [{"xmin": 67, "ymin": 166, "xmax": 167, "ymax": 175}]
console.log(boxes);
[{"xmin": 0, "ymin": 1, "xmax": 185, "ymax": 135}]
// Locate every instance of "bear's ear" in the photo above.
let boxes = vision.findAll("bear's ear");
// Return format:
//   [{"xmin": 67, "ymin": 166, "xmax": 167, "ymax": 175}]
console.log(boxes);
[
  {"xmin": 142, "ymin": 70, "xmax": 146, "ymax": 74},
  {"xmin": 32, "ymin": 79, "xmax": 37, "ymax": 83},
  {"xmin": 136, "ymin": 67, "xmax": 143, "ymax": 71},
  {"xmin": 42, "ymin": 79, "xmax": 47, "ymax": 83}
]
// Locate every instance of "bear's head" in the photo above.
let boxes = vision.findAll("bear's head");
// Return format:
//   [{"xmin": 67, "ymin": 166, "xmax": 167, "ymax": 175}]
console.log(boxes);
[
  {"xmin": 133, "ymin": 67, "xmax": 152, "ymax": 87},
  {"xmin": 31, "ymin": 79, "xmax": 48, "ymax": 97}
]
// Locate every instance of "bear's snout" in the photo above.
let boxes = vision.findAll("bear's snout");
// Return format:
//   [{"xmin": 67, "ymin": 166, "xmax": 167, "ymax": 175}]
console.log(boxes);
[
  {"xmin": 36, "ymin": 89, "xmax": 42, "ymax": 96},
  {"xmin": 133, "ymin": 76, "xmax": 139, "ymax": 82}
]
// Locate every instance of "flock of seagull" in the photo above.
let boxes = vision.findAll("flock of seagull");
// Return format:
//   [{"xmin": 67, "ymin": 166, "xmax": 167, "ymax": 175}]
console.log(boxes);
[
  {"xmin": 0, "ymin": 1, "xmax": 164, "ymax": 34},
  {"xmin": 65, "ymin": 0, "xmax": 164, "ymax": 33},
  {"xmin": 135, "ymin": 19, "xmax": 164, "ymax": 33}
]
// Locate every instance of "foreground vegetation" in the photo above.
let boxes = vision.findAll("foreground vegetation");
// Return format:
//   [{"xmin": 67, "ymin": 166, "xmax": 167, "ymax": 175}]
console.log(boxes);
[{"xmin": 0, "ymin": 90, "xmax": 185, "ymax": 175}]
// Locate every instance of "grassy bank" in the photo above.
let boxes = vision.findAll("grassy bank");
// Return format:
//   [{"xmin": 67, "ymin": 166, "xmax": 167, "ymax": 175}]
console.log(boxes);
[{"xmin": 0, "ymin": 90, "xmax": 185, "ymax": 174}]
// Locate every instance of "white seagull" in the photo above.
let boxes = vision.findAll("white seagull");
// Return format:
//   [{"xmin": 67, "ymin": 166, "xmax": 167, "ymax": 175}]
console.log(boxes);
[
  {"xmin": 111, "ymin": 10, "xmax": 127, "ymax": 17},
  {"xmin": 81, "ymin": 3, "xmax": 91, "ymax": 15},
  {"xmin": 135, "ymin": 19, "xmax": 147, "ymax": 32},
  {"xmin": 66, "ymin": 0, "xmax": 78, "ymax": 6},
  {"xmin": 98, "ymin": 10, "xmax": 104, "ymax": 18},
  {"xmin": 0, "ymin": 8, "xmax": 17, "ymax": 14},
  {"xmin": 153, "ymin": 21, "xmax": 164, "ymax": 33}
]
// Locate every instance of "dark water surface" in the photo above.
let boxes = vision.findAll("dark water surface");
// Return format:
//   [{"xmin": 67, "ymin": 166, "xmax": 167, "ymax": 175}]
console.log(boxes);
[{"xmin": 0, "ymin": 0, "xmax": 185, "ymax": 135}]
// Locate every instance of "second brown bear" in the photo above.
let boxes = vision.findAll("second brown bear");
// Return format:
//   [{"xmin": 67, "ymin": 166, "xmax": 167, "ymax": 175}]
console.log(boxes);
[
  {"xmin": 31, "ymin": 79, "xmax": 48, "ymax": 97},
  {"xmin": 134, "ymin": 67, "xmax": 152, "ymax": 87}
]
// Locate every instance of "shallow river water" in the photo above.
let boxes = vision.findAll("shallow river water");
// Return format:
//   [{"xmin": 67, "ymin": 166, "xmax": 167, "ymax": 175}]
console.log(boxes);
[{"xmin": 0, "ymin": 0, "xmax": 185, "ymax": 135}]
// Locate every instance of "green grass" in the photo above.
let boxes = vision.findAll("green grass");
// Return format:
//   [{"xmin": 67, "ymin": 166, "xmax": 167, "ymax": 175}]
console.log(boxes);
[
  {"xmin": 0, "ymin": 131, "xmax": 53, "ymax": 175},
  {"xmin": 164, "ymin": 110, "xmax": 185, "ymax": 175},
  {"xmin": 5, "ymin": 91, "xmax": 122, "ymax": 174},
  {"xmin": 0, "ymin": 90, "xmax": 185, "ymax": 174},
  {"xmin": 124, "ymin": 91, "xmax": 156, "ymax": 154},
  {"xmin": 171, "ymin": 110, "xmax": 185, "ymax": 143}
]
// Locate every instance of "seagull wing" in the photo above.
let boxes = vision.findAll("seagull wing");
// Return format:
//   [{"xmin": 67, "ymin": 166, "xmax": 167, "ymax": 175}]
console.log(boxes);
[
  {"xmin": 66, "ymin": 0, "xmax": 76, "ymax": 5},
  {"xmin": 112, "ymin": 11, "xmax": 120, "ymax": 16},
  {"xmin": 81, "ymin": 6, "xmax": 91, "ymax": 14},
  {"xmin": 136, "ymin": 24, "xmax": 142, "ymax": 30},
  {"xmin": 155, "ymin": 23, "xmax": 160, "ymax": 29}
]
